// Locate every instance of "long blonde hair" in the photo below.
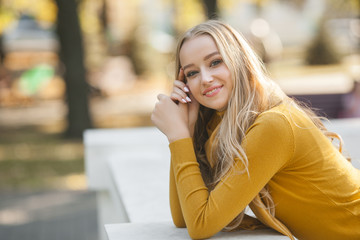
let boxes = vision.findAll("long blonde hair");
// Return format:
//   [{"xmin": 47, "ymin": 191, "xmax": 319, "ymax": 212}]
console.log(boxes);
[{"xmin": 174, "ymin": 20, "xmax": 344, "ymax": 231}]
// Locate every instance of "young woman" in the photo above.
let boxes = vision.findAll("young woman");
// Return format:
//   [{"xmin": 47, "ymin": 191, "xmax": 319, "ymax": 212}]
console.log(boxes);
[{"xmin": 151, "ymin": 20, "xmax": 360, "ymax": 240}]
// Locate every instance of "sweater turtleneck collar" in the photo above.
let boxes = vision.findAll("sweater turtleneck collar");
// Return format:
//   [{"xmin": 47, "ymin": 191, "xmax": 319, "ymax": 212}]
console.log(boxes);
[{"xmin": 216, "ymin": 109, "xmax": 226, "ymax": 117}]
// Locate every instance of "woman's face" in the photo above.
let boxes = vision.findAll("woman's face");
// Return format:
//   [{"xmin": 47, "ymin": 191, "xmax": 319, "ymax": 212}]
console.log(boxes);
[{"xmin": 179, "ymin": 35, "xmax": 233, "ymax": 112}]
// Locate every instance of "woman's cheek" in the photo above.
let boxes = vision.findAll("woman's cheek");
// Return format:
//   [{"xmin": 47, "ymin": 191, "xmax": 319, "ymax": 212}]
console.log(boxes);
[
  {"xmin": 188, "ymin": 86, "xmax": 199, "ymax": 100},
  {"xmin": 188, "ymin": 80, "xmax": 198, "ymax": 94}
]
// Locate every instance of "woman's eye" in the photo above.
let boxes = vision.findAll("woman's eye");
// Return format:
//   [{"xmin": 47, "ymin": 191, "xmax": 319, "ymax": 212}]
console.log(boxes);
[
  {"xmin": 210, "ymin": 59, "xmax": 222, "ymax": 67},
  {"xmin": 186, "ymin": 71, "xmax": 197, "ymax": 78}
]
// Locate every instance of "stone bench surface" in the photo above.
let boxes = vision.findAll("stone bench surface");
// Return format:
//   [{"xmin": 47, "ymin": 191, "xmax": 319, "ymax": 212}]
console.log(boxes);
[
  {"xmin": 107, "ymin": 152, "xmax": 171, "ymax": 222},
  {"xmin": 105, "ymin": 221, "xmax": 289, "ymax": 240}
]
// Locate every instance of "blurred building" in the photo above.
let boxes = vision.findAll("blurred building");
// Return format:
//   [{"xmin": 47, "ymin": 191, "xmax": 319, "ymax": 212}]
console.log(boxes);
[
  {"xmin": 2, "ymin": 14, "xmax": 58, "ymax": 70},
  {"xmin": 1, "ymin": 14, "xmax": 64, "ymax": 106}
]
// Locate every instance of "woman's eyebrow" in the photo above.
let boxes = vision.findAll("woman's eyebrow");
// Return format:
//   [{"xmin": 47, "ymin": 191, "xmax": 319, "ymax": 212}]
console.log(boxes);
[
  {"xmin": 182, "ymin": 64, "xmax": 194, "ymax": 72},
  {"xmin": 182, "ymin": 51, "xmax": 220, "ymax": 71},
  {"xmin": 204, "ymin": 51, "xmax": 220, "ymax": 61}
]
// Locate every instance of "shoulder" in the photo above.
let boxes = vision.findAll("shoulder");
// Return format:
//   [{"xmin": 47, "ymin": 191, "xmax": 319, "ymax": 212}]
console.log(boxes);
[
  {"xmin": 242, "ymin": 104, "xmax": 296, "ymax": 166},
  {"xmin": 246, "ymin": 105, "xmax": 294, "ymax": 136}
]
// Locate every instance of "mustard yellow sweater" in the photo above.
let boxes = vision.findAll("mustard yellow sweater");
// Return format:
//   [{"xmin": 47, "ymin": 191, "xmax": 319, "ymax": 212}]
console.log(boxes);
[{"xmin": 169, "ymin": 103, "xmax": 360, "ymax": 240}]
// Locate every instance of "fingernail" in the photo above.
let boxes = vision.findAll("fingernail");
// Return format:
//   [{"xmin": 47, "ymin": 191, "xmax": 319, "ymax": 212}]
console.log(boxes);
[
  {"xmin": 182, "ymin": 99, "xmax": 187, "ymax": 103},
  {"xmin": 186, "ymin": 97, "xmax": 191, "ymax": 102},
  {"xmin": 184, "ymin": 86, "xmax": 189, "ymax": 92}
]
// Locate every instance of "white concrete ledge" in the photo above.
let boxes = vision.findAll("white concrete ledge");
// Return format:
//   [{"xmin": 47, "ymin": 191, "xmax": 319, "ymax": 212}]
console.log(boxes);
[{"xmin": 107, "ymin": 152, "xmax": 171, "ymax": 222}]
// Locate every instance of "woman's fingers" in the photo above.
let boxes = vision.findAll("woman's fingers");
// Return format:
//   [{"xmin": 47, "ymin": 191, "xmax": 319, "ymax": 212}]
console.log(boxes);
[
  {"xmin": 173, "ymin": 80, "xmax": 189, "ymax": 93},
  {"xmin": 171, "ymin": 87, "xmax": 191, "ymax": 103},
  {"xmin": 169, "ymin": 69, "xmax": 191, "ymax": 104},
  {"xmin": 173, "ymin": 79, "xmax": 190, "ymax": 100},
  {"xmin": 170, "ymin": 93, "xmax": 185, "ymax": 103},
  {"xmin": 176, "ymin": 69, "xmax": 190, "ymax": 93},
  {"xmin": 178, "ymin": 68, "xmax": 186, "ymax": 83},
  {"xmin": 171, "ymin": 93, "xmax": 192, "ymax": 103}
]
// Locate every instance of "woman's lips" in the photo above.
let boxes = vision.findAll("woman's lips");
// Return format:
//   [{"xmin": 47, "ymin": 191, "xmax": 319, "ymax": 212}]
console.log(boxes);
[{"xmin": 203, "ymin": 85, "xmax": 223, "ymax": 97}]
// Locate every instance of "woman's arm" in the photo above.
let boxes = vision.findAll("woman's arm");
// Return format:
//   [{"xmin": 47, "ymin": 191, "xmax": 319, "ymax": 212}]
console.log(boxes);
[
  {"xmin": 152, "ymin": 69, "xmax": 199, "ymax": 228},
  {"xmin": 169, "ymin": 161, "xmax": 186, "ymax": 227},
  {"xmin": 170, "ymin": 112, "xmax": 294, "ymax": 239}
]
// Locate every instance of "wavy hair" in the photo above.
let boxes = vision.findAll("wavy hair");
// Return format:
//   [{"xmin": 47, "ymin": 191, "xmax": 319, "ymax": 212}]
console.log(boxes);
[{"xmin": 174, "ymin": 20, "xmax": 345, "ymax": 231}]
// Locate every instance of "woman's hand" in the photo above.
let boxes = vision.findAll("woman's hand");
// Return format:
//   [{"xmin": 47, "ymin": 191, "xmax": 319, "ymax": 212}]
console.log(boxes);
[
  {"xmin": 170, "ymin": 69, "xmax": 191, "ymax": 104},
  {"xmin": 170, "ymin": 69, "xmax": 200, "ymax": 137},
  {"xmin": 151, "ymin": 69, "xmax": 199, "ymax": 142},
  {"xmin": 151, "ymin": 94, "xmax": 191, "ymax": 143}
]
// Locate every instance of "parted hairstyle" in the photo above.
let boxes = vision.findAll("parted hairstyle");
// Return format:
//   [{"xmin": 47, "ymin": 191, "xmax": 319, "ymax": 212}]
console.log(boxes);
[{"xmin": 174, "ymin": 20, "xmax": 344, "ymax": 231}]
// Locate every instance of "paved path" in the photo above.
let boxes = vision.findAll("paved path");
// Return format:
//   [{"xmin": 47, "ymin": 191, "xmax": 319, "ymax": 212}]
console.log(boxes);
[{"xmin": 0, "ymin": 190, "xmax": 98, "ymax": 240}]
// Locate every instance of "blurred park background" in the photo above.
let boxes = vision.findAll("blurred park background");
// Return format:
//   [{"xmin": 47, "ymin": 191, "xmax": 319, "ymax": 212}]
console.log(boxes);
[{"xmin": 0, "ymin": 0, "xmax": 359, "ymax": 239}]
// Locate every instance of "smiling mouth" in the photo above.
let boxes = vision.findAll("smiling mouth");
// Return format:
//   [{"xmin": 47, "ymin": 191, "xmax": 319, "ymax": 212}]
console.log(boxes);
[{"xmin": 204, "ymin": 86, "xmax": 222, "ymax": 97}]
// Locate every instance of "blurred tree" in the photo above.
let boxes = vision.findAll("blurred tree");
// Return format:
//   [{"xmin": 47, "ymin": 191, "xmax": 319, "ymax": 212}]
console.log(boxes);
[
  {"xmin": 55, "ymin": 0, "xmax": 92, "ymax": 138},
  {"xmin": 304, "ymin": 0, "xmax": 359, "ymax": 65},
  {"xmin": 305, "ymin": 18, "xmax": 340, "ymax": 65},
  {"xmin": 202, "ymin": 0, "xmax": 218, "ymax": 19},
  {"xmin": 0, "ymin": 34, "xmax": 4, "ymax": 64},
  {"xmin": 99, "ymin": 0, "xmax": 108, "ymax": 33}
]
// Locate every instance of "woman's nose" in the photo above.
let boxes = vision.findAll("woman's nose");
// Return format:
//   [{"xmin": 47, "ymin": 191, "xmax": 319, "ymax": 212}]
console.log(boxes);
[{"xmin": 201, "ymin": 70, "xmax": 213, "ymax": 84}]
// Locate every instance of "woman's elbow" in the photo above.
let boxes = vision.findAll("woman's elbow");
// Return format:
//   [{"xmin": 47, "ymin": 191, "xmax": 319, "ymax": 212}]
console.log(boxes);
[
  {"xmin": 187, "ymin": 225, "xmax": 215, "ymax": 240},
  {"xmin": 188, "ymin": 231, "xmax": 213, "ymax": 240},
  {"xmin": 172, "ymin": 221, "xmax": 213, "ymax": 239},
  {"xmin": 173, "ymin": 221, "xmax": 186, "ymax": 228},
  {"xmin": 172, "ymin": 217, "xmax": 186, "ymax": 228}
]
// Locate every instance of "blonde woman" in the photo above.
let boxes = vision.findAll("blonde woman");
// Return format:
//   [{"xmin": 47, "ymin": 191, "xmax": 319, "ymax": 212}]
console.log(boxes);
[{"xmin": 151, "ymin": 20, "xmax": 360, "ymax": 240}]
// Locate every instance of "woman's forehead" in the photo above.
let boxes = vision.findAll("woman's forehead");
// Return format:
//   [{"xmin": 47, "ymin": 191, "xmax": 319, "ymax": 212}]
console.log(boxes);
[{"xmin": 179, "ymin": 35, "xmax": 219, "ymax": 63}]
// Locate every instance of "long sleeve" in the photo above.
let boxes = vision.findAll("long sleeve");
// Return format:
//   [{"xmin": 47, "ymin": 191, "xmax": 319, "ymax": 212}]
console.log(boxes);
[
  {"xmin": 169, "ymin": 112, "xmax": 294, "ymax": 239},
  {"xmin": 169, "ymin": 161, "xmax": 186, "ymax": 227},
  {"xmin": 170, "ymin": 155, "xmax": 266, "ymax": 231}
]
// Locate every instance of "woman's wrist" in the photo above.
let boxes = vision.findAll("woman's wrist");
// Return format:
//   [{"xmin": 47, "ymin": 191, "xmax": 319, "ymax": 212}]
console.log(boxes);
[{"xmin": 168, "ymin": 129, "xmax": 191, "ymax": 143}]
